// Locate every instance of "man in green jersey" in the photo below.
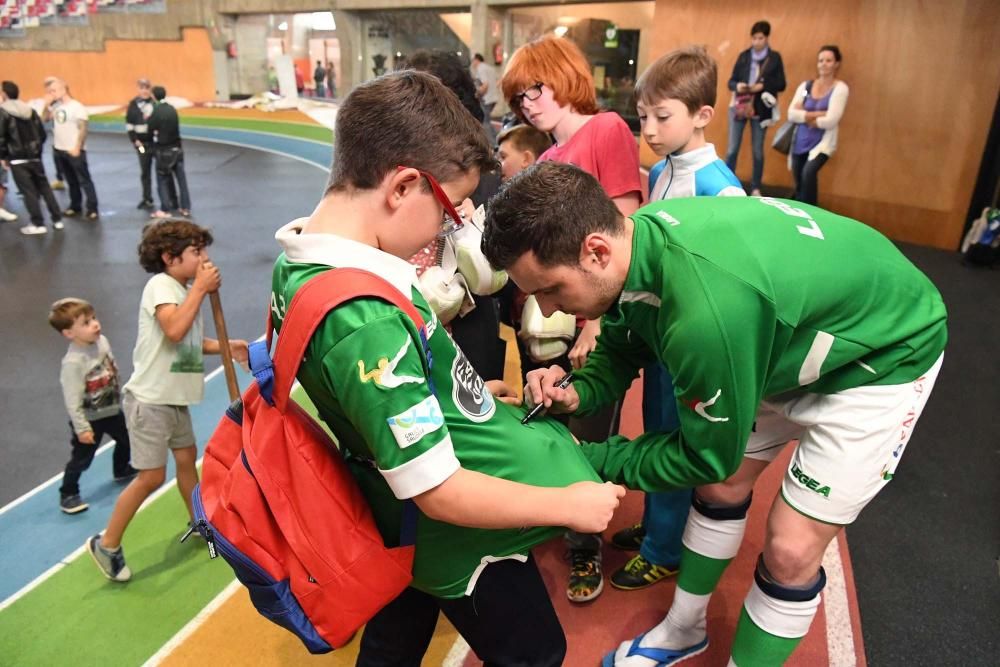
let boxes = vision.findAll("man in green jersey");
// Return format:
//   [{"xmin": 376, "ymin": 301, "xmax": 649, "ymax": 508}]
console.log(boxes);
[
  {"xmin": 482, "ymin": 162, "xmax": 947, "ymax": 666},
  {"xmin": 270, "ymin": 74, "xmax": 625, "ymax": 666}
]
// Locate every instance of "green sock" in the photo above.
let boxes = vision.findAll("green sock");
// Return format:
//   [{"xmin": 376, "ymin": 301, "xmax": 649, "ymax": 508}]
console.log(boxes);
[
  {"xmin": 730, "ymin": 607, "xmax": 804, "ymax": 666},
  {"xmin": 676, "ymin": 544, "xmax": 733, "ymax": 595}
]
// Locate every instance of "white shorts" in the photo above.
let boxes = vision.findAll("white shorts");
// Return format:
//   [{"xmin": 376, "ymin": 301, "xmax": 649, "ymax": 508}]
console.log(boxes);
[{"xmin": 744, "ymin": 354, "xmax": 943, "ymax": 525}]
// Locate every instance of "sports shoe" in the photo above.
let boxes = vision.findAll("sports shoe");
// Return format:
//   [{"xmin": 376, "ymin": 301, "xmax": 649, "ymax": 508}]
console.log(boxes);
[
  {"xmin": 751, "ymin": 188, "xmax": 763, "ymax": 197},
  {"xmin": 20, "ymin": 224, "xmax": 48, "ymax": 235},
  {"xmin": 86, "ymin": 211, "xmax": 99, "ymax": 221},
  {"xmin": 60, "ymin": 494, "xmax": 89, "ymax": 514},
  {"xmin": 113, "ymin": 466, "xmax": 138, "ymax": 483},
  {"xmin": 567, "ymin": 548, "xmax": 603, "ymax": 602},
  {"xmin": 51, "ymin": 179, "xmax": 66, "ymax": 190},
  {"xmin": 63, "ymin": 208, "xmax": 79, "ymax": 217},
  {"xmin": 610, "ymin": 522, "xmax": 646, "ymax": 550},
  {"xmin": 137, "ymin": 199, "xmax": 154, "ymax": 210},
  {"xmin": 0, "ymin": 207, "xmax": 17, "ymax": 221},
  {"xmin": 53, "ymin": 220, "xmax": 65, "ymax": 230},
  {"xmin": 178, "ymin": 209, "xmax": 191, "ymax": 217},
  {"xmin": 150, "ymin": 210, "xmax": 171, "ymax": 219},
  {"xmin": 610, "ymin": 554, "xmax": 679, "ymax": 591},
  {"xmin": 602, "ymin": 633, "xmax": 709, "ymax": 667},
  {"xmin": 86, "ymin": 535, "xmax": 132, "ymax": 582}
]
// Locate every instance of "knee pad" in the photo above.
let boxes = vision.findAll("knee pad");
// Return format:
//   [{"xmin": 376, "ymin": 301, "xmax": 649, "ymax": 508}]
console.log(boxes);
[{"xmin": 691, "ymin": 492, "xmax": 752, "ymax": 521}]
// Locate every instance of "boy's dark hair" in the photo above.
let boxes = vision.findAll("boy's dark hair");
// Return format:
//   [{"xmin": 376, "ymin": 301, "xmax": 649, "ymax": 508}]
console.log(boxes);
[
  {"xmin": 482, "ymin": 161, "xmax": 622, "ymax": 269},
  {"xmin": 326, "ymin": 70, "xmax": 494, "ymax": 195},
  {"xmin": 751, "ymin": 20, "xmax": 771, "ymax": 37},
  {"xmin": 473, "ymin": 53, "xmax": 484, "ymax": 63},
  {"xmin": 152, "ymin": 85, "xmax": 166, "ymax": 101},
  {"xmin": 635, "ymin": 45, "xmax": 717, "ymax": 113},
  {"xmin": 496, "ymin": 124, "xmax": 552, "ymax": 160},
  {"xmin": 408, "ymin": 50, "xmax": 484, "ymax": 122},
  {"xmin": 48, "ymin": 297, "xmax": 94, "ymax": 332},
  {"xmin": 2, "ymin": 80, "xmax": 19, "ymax": 99},
  {"xmin": 138, "ymin": 220, "xmax": 214, "ymax": 274},
  {"xmin": 819, "ymin": 44, "xmax": 842, "ymax": 62}
]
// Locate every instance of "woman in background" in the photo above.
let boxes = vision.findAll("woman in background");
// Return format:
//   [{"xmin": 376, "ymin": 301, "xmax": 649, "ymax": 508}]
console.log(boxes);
[{"xmin": 787, "ymin": 45, "xmax": 849, "ymax": 205}]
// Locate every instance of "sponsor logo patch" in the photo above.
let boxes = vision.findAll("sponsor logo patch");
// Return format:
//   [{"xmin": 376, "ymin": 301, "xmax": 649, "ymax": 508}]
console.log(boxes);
[
  {"xmin": 386, "ymin": 395, "xmax": 444, "ymax": 448},
  {"xmin": 451, "ymin": 349, "xmax": 495, "ymax": 423}
]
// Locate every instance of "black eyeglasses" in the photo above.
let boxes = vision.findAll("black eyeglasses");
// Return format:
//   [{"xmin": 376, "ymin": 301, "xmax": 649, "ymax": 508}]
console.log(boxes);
[{"xmin": 511, "ymin": 82, "xmax": 544, "ymax": 109}]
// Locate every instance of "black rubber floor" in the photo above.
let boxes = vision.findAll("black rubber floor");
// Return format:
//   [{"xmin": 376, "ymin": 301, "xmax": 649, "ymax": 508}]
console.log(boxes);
[
  {"xmin": 0, "ymin": 133, "xmax": 327, "ymax": 506},
  {"xmin": 1, "ymin": 136, "xmax": 996, "ymax": 663}
]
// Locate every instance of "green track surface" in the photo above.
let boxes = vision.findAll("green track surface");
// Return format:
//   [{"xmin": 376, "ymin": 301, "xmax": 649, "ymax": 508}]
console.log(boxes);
[
  {"xmin": 0, "ymin": 388, "xmax": 320, "ymax": 667},
  {"xmin": 90, "ymin": 112, "xmax": 333, "ymax": 143}
]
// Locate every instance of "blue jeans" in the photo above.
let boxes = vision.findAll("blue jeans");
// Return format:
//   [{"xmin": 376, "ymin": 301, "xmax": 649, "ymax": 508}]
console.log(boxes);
[
  {"xmin": 639, "ymin": 364, "xmax": 692, "ymax": 568},
  {"xmin": 725, "ymin": 109, "xmax": 767, "ymax": 192}
]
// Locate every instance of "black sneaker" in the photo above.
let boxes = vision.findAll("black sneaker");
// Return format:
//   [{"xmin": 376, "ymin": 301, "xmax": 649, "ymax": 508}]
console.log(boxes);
[
  {"xmin": 567, "ymin": 548, "xmax": 603, "ymax": 602},
  {"xmin": 86, "ymin": 211, "xmax": 99, "ymax": 221},
  {"xmin": 86, "ymin": 535, "xmax": 132, "ymax": 582},
  {"xmin": 63, "ymin": 208, "xmax": 79, "ymax": 217},
  {"xmin": 610, "ymin": 554, "xmax": 679, "ymax": 591},
  {"xmin": 113, "ymin": 467, "xmax": 139, "ymax": 483},
  {"xmin": 137, "ymin": 199, "xmax": 154, "ymax": 210},
  {"xmin": 60, "ymin": 494, "xmax": 89, "ymax": 514},
  {"xmin": 610, "ymin": 522, "xmax": 646, "ymax": 550}
]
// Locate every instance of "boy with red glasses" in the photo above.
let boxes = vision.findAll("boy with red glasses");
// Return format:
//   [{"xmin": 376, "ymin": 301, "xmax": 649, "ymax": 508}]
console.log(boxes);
[{"xmin": 269, "ymin": 71, "xmax": 626, "ymax": 666}]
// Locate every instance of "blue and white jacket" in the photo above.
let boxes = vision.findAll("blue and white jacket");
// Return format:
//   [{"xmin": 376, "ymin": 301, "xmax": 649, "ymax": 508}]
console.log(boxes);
[{"xmin": 648, "ymin": 144, "xmax": 746, "ymax": 201}]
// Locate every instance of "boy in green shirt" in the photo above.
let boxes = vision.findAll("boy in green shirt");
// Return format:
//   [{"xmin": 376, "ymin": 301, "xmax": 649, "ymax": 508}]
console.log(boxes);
[
  {"xmin": 270, "ymin": 72, "xmax": 624, "ymax": 666},
  {"xmin": 482, "ymin": 162, "xmax": 946, "ymax": 666}
]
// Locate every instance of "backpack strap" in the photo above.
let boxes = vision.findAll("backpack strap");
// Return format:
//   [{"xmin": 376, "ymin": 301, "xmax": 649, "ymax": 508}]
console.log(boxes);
[{"xmin": 266, "ymin": 268, "xmax": 432, "ymax": 413}]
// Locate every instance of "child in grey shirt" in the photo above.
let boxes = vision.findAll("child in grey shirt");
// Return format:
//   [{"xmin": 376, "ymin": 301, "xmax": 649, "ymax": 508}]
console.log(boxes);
[{"xmin": 50, "ymin": 298, "xmax": 136, "ymax": 514}]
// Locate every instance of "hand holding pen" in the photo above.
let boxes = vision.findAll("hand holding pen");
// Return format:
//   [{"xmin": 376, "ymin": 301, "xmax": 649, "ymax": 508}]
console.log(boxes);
[{"xmin": 521, "ymin": 369, "xmax": 577, "ymax": 424}]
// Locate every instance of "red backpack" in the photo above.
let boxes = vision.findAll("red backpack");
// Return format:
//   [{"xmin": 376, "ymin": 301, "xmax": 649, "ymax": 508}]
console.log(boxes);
[{"xmin": 192, "ymin": 268, "xmax": 430, "ymax": 653}]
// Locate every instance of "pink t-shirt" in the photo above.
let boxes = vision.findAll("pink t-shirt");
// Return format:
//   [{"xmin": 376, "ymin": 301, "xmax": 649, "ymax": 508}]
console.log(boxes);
[{"xmin": 538, "ymin": 111, "xmax": 642, "ymax": 200}]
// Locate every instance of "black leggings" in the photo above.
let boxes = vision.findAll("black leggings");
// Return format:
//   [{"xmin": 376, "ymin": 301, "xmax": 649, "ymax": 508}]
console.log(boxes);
[
  {"xmin": 358, "ymin": 555, "xmax": 565, "ymax": 666},
  {"xmin": 790, "ymin": 152, "xmax": 829, "ymax": 205}
]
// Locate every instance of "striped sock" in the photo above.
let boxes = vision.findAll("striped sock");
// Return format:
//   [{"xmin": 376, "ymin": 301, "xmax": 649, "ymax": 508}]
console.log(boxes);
[
  {"xmin": 641, "ymin": 494, "xmax": 751, "ymax": 651},
  {"xmin": 730, "ymin": 561, "xmax": 825, "ymax": 665}
]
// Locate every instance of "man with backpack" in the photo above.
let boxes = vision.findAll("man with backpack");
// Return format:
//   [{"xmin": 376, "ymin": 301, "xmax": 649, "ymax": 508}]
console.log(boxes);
[{"xmin": 0, "ymin": 80, "xmax": 63, "ymax": 235}]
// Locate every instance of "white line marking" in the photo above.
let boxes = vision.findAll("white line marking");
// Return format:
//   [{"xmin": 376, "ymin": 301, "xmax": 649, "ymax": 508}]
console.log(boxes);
[
  {"xmin": 142, "ymin": 578, "xmax": 242, "ymax": 667},
  {"xmin": 822, "ymin": 537, "xmax": 857, "ymax": 666},
  {"xmin": 0, "ymin": 364, "xmax": 226, "ymax": 519},
  {"xmin": 0, "ymin": 462, "xmax": 198, "ymax": 611}
]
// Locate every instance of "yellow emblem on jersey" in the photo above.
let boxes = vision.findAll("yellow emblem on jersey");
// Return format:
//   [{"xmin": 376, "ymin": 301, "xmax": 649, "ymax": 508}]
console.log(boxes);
[{"xmin": 357, "ymin": 337, "xmax": 424, "ymax": 388}]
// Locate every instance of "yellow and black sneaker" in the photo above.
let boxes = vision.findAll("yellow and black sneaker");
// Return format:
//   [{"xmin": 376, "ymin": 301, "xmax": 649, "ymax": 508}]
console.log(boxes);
[
  {"xmin": 567, "ymin": 548, "xmax": 603, "ymax": 602},
  {"xmin": 610, "ymin": 522, "xmax": 646, "ymax": 550},
  {"xmin": 610, "ymin": 554, "xmax": 679, "ymax": 591}
]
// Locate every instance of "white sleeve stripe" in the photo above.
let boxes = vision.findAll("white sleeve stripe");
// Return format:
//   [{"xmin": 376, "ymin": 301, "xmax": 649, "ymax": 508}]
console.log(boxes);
[
  {"xmin": 798, "ymin": 331, "xmax": 835, "ymax": 386},
  {"xmin": 379, "ymin": 433, "xmax": 460, "ymax": 499}
]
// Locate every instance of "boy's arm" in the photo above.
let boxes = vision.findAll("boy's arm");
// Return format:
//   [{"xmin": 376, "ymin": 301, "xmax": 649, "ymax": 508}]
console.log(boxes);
[
  {"xmin": 201, "ymin": 337, "xmax": 249, "ymax": 364},
  {"xmin": 59, "ymin": 358, "xmax": 93, "ymax": 437},
  {"xmin": 323, "ymin": 311, "xmax": 623, "ymax": 532},
  {"xmin": 155, "ymin": 262, "xmax": 219, "ymax": 342},
  {"xmin": 33, "ymin": 112, "xmax": 47, "ymax": 147},
  {"xmin": 417, "ymin": 468, "xmax": 623, "ymax": 533}
]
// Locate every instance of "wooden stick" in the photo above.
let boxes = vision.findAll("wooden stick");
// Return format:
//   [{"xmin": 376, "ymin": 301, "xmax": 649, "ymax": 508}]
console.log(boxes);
[{"xmin": 209, "ymin": 291, "xmax": 240, "ymax": 401}]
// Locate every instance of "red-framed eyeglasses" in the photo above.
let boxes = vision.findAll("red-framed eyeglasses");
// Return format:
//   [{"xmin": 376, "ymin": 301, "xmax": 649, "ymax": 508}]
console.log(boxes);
[{"xmin": 397, "ymin": 166, "xmax": 465, "ymax": 238}]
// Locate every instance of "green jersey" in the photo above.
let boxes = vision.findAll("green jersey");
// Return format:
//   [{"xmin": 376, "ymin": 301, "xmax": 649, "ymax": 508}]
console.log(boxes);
[
  {"xmin": 576, "ymin": 197, "xmax": 947, "ymax": 492},
  {"xmin": 271, "ymin": 220, "xmax": 600, "ymax": 598}
]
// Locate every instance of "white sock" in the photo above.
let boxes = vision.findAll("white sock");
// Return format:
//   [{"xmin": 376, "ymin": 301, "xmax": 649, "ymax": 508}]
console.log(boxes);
[{"xmin": 612, "ymin": 590, "xmax": 710, "ymax": 666}]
